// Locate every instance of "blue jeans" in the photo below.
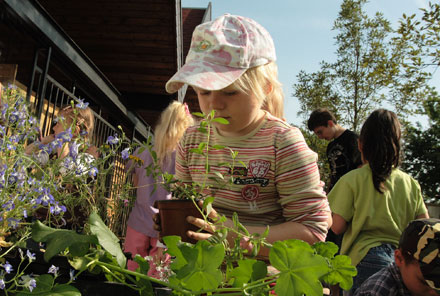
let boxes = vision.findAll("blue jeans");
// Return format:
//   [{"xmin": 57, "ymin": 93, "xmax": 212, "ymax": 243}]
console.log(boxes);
[{"xmin": 349, "ymin": 243, "xmax": 396, "ymax": 295}]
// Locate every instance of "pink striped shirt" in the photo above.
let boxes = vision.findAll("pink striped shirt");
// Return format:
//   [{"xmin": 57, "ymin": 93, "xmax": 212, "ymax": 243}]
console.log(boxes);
[{"xmin": 176, "ymin": 112, "xmax": 330, "ymax": 241}]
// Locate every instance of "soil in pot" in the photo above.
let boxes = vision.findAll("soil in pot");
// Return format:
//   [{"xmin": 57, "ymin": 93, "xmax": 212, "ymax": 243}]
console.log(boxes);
[{"xmin": 154, "ymin": 199, "xmax": 205, "ymax": 244}]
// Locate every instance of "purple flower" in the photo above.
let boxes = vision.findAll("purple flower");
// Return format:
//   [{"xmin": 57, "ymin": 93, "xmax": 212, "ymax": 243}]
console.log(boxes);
[
  {"xmin": 26, "ymin": 250, "xmax": 36, "ymax": 262},
  {"xmin": 7, "ymin": 218, "xmax": 20, "ymax": 229},
  {"xmin": 50, "ymin": 203, "xmax": 66, "ymax": 215},
  {"xmin": 48, "ymin": 265, "xmax": 59, "ymax": 276},
  {"xmin": 2, "ymin": 262, "xmax": 13, "ymax": 274},
  {"xmin": 0, "ymin": 278, "xmax": 5, "ymax": 290},
  {"xmin": 106, "ymin": 135, "xmax": 119, "ymax": 145},
  {"xmin": 89, "ymin": 167, "xmax": 98, "ymax": 177},
  {"xmin": 2, "ymin": 199, "xmax": 15, "ymax": 211},
  {"xmin": 75, "ymin": 99, "xmax": 89, "ymax": 109},
  {"xmin": 56, "ymin": 128, "xmax": 73, "ymax": 143},
  {"xmin": 36, "ymin": 188, "xmax": 55, "ymax": 206},
  {"xmin": 19, "ymin": 275, "xmax": 37, "ymax": 292},
  {"xmin": 69, "ymin": 142, "xmax": 79, "ymax": 159},
  {"xmin": 121, "ymin": 148, "xmax": 130, "ymax": 160}
]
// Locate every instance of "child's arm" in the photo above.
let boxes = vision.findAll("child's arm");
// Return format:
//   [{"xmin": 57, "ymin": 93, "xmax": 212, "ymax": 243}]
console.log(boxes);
[{"xmin": 330, "ymin": 213, "xmax": 347, "ymax": 235}]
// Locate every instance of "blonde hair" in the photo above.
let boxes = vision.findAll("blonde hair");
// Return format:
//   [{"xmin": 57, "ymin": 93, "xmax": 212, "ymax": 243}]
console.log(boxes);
[
  {"xmin": 59, "ymin": 105, "xmax": 95, "ymax": 141},
  {"xmin": 232, "ymin": 62, "xmax": 284, "ymax": 119},
  {"xmin": 154, "ymin": 101, "xmax": 194, "ymax": 165}
]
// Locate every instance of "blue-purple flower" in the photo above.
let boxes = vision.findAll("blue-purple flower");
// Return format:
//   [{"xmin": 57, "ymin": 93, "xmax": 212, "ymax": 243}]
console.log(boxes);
[
  {"xmin": 19, "ymin": 275, "xmax": 37, "ymax": 292},
  {"xmin": 75, "ymin": 99, "xmax": 89, "ymax": 109},
  {"xmin": 36, "ymin": 188, "xmax": 55, "ymax": 206},
  {"xmin": 89, "ymin": 167, "xmax": 98, "ymax": 177},
  {"xmin": 48, "ymin": 265, "xmax": 59, "ymax": 276},
  {"xmin": 0, "ymin": 278, "xmax": 5, "ymax": 290},
  {"xmin": 106, "ymin": 135, "xmax": 119, "ymax": 145},
  {"xmin": 2, "ymin": 262, "xmax": 13, "ymax": 274},
  {"xmin": 26, "ymin": 250, "xmax": 36, "ymax": 262},
  {"xmin": 121, "ymin": 147, "xmax": 130, "ymax": 160},
  {"xmin": 56, "ymin": 128, "xmax": 73, "ymax": 143},
  {"xmin": 50, "ymin": 202, "xmax": 66, "ymax": 215}
]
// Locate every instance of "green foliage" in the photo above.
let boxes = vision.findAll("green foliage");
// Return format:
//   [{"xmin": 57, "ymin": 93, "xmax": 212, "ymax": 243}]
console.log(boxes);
[
  {"xmin": 31, "ymin": 220, "xmax": 98, "ymax": 262},
  {"xmin": 88, "ymin": 212, "xmax": 127, "ymax": 268},
  {"xmin": 402, "ymin": 96, "xmax": 440, "ymax": 201},
  {"xmin": 293, "ymin": 0, "xmax": 438, "ymax": 132},
  {"xmin": 293, "ymin": 0, "xmax": 399, "ymax": 131}
]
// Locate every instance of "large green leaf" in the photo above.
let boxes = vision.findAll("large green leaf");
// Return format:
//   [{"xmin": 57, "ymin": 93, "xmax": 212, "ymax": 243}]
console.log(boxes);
[
  {"xmin": 324, "ymin": 255, "xmax": 357, "ymax": 290},
  {"xmin": 270, "ymin": 239, "xmax": 329, "ymax": 296},
  {"xmin": 313, "ymin": 241, "xmax": 339, "ymax": 259},
  {"xmin": 172, "ymin": 240, "xmax": 224, "ymax": 292},
  {"xmin": 31, "ymin": 221, "xmax": 98, "ymax": 262},
  {"xmin": 88, "ymin": 212, "xmax": 127, "ymax": 268},
  {"xmin": 163, "ymin": 236, "xmax": 192, "ymax": 270},
  {"xmin": 230, "ymin": 259, "xmax": 267, "ymax": 288}
]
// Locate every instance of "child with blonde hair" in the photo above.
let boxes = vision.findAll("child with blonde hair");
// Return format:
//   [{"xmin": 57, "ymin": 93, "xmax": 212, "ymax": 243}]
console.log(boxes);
[
  {"xmin": 163, "ymin": 14, "xmax": 331, "ymax": 256},
  {"xmin": 124, "ymin": 101, "xmax": 194, "ymax": 275}
]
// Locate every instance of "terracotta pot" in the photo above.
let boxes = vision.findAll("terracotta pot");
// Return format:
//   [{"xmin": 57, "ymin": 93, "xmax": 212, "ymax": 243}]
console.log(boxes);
[{"xmin": 154, "ymin": 199, "xmax": 204, "ymax": 244}]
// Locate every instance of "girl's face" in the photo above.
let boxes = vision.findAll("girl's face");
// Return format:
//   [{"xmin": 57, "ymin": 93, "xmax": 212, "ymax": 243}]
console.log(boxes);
[
  {"xmin": 194, "ymin": 85, "xmax": 265, "ymax": 137},
  {"xmin": 53, "ymin": 112, "xmax": 73, "ymax": 136}
]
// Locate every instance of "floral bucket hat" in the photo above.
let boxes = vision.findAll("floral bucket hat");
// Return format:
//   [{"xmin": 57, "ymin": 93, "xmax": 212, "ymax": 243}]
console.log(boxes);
[{"xmin": 165, "ymin": 14, "xmax": 276, "ymax": 93}]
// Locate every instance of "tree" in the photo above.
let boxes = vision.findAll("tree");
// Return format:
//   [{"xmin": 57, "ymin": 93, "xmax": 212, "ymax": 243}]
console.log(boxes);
[
  {"xmin": 294, "ymin": 0, "xmax": 398, "ymax": 132},
  {"xmin": 398, "ymin": 2, "xmax": 440, "ymax": 201},
  {"xmin": 402, "ymin": 95, "xmax": 440, "ymax": 201}
]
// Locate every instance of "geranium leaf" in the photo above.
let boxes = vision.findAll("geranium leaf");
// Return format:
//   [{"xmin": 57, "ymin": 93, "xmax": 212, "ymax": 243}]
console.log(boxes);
[
  {"xmin": 230, "ymin": 259, "xmax": 267, "ymax": 288},
  {"xmin": 313, "ymin": 241, "xmax": 339, "ymax": 259},
  {"xmin": 270, "ymin": 239, "xmax": 329, "ymax": 296},
  {"xmin": 323, "ymin": 255, "xmax": 357, "ymax": 290},
  {"xmin": 174, "ymin": 240, "xmax": 224, "ymax": 291},
  {"xmin": 89, "ymin": 212, "xmax": 126, "ymax": 268}
]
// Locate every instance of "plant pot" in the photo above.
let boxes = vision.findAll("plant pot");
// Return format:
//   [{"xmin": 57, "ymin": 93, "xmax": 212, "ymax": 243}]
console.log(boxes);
[{"xmin": 154, "ymin": 199, "xmax": 204, "ymax": 244}]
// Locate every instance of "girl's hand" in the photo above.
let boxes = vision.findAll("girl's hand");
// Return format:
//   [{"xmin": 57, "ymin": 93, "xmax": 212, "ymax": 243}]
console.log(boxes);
[{"xmin": 186, "ymin": 202, "xmax": 226, "ymax": 241}]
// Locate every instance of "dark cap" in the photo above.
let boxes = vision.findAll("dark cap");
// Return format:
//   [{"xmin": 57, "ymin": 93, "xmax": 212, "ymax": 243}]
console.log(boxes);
[{"xmin": 399, "ymin": 218, "xmax": 440, "ymax": 292}]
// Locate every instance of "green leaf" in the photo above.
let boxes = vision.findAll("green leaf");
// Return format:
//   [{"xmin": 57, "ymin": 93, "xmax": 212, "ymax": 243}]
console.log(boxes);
[
  {"xmin": 89, "ymin": 212, "xmax": 127, "ymax": 268},
  {"xmin": 213, "ymin": 171, "xmax": 224, "ymax": 180},
  {"xmin": 323, "ymin": 255, "xmax": 357, "ymax": 290},
  {"xmin": 45, "ymin": 284, "xmax": 81, "ymax": 296},
  {"xmin": 172, "ymin": 240, "xmax": 225, "ymax": 291},
  {"xmin": 163, "ymin": 236, "xmax": 189, "ymax": 270},
  {"xmin": 270, "ymin": 239, "xmax": 329, "ymax": 296},
  {"xmin": 212, "ymin": 117, "xmax": 229, "ymax": 125},
  {"xmin": 32, "ymin": 274, "xmax": 54, "ymax": 293},
  {"xmin": 31, "ymin": 221, "xmax": 98, "ymax": 262},
  {"xmin": 192, "ymin": 112, "xmax": 205, "ymax": 118},
  {"xmin": 313, "ymin": 241, "xmax": 339, "ymax": 259},
  {"xmin": 134, "ymin": 254, "xmax": 150, "ymax": 275},
  {"xmin": 203, "ymin": 196, "xmax": 215, "ymax": 216},
  {"xmin": 230, "ymin": 259, "xmax": 267, "ymax": 287},
  {"xmin": 212, "ymin": 145, "xmax": 225, "ymax": 150},
  {"xmin": 68, "ymin": 257, "xmax": 89, "ymax": 271}
]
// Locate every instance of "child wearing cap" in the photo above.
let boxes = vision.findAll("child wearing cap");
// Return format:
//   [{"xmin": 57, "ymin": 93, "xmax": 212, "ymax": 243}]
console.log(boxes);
[
  {"xmin": 164, "ymin": 14, "xmax": 332, "ymax": 255},
  {"xmin": 354, "ymin": 218, "xmax": 440, "ymax": 296}
]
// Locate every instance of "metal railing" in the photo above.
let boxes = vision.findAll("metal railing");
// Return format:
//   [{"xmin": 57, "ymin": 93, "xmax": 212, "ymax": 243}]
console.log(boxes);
[{"xmin": 27, "ymin": 65, "xmax": 152, "ymax": 240}]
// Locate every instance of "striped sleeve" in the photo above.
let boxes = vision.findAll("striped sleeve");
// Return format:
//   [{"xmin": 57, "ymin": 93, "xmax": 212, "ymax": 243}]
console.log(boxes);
[{"xmin": 275, "ymin": 126, "xmax": 330, "ymax": 241}]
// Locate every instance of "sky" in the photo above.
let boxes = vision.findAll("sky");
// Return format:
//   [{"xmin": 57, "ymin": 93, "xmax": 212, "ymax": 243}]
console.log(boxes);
[{"xmin": 182, "ymin": 0, "xmax": 436, "ymax": 127}]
